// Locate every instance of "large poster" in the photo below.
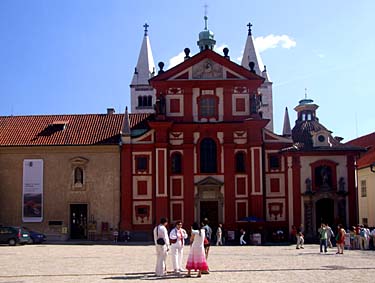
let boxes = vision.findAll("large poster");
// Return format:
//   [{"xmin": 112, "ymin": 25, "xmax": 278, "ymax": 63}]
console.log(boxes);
[{"xmin": 22, "ymin": 159, "xmax": 43, "ymax": 222}]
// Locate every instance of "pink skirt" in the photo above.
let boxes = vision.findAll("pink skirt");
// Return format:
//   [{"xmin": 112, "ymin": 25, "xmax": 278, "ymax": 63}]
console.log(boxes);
[{"xmin": 185, "ymin": 247, "xmax": 209, "ymax": 271}]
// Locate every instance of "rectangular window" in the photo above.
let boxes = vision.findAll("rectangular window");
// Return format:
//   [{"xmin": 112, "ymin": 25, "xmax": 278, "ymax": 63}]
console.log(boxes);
[
  {"xmin": 136, "ymin": 156, "xmax": 148, "ymax": 172},
  {"xmin": 362, "ymin": 218, "xmax": 368, "ymax": 225},
  {"xmin": 200, "ymin": 96, "xmax": 216, "ymax": 117},
  {"xmin": 361, "ymin": 180, "xmax": 367, "ymax": 197},
  {"xmin": 269, "ymin": 155, "xmax": 280, "ymax": 170}
]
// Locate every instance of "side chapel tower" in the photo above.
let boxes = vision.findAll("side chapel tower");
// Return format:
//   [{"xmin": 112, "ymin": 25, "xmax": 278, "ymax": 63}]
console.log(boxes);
[
  {"xmin": 130, "ymin": 23, "xmax": 156, "ymax": 113},
  {"xmin": 241, "ymin": 23, "xmax": 274, "ymax": 131}
]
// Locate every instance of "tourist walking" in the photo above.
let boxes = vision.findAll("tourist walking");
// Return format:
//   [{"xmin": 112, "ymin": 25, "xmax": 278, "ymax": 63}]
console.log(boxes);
[
  {"xmin": 296, "ymin": 224, "xmax": 304, "ymax": 249},
  {"xmin": 326, "ymin": 224, "xmax": 334, "ymax": 248},
  {"xmin": 153, "ymin": 217, "xmax": 170, "ymax": 277},
  {"xmin": 186, "ymin": 222, "xmax": 209, "ymax": 278},
  {"xmin": 216, "ymin": 223, "xmax": 223, "ymax": 246},
  {"xmin": 336, "ymin": 224, "xmax": 345, "ymax": 254},
  {"xmin": 318, "ymin": 223, "xmax": 328, "ymax": 253},
  {"xmin": 169, "ymin": 220, "xmax": 188, "ymax": 273},
  {"xmin": 240, "ymin": 229, "xmax": 247, "ymax": 245}
]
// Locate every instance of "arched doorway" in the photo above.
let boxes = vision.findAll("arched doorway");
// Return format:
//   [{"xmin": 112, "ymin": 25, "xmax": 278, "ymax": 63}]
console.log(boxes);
[{"xmin": 315, "ymin": 198, "xmax": 334, "ymax": 229}]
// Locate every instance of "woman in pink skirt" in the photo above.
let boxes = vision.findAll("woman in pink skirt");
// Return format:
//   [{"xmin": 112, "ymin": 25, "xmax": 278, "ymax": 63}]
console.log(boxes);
[{"xmin": 186, "ymin": 222, "xmax": 209, "ymax": 277}]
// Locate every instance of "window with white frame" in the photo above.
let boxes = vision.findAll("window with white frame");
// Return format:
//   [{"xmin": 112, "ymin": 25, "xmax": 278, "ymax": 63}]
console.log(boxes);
[{"xmin": 360, "ymin": 180, "xmax": 367, "ymax": 197}]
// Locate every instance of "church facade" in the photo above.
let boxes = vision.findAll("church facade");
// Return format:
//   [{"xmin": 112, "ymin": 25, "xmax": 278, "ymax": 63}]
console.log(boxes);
[{"xmin": 119, "ymin": 21, "xmax": 363, "ymax": 241}]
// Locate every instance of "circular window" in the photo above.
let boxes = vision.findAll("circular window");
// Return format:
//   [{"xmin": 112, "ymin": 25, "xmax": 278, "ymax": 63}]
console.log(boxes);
[{"xmin": 318, "ymin": 135, "xmax": 325, "ymax": 142}]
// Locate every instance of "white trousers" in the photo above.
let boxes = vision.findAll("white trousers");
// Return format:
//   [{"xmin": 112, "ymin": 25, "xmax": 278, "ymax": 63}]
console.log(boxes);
[
  {"xmin": 171, "ymin": 244, "xmax": 184, "ymax": 271},
  {"xmin": 155, "ymin": 245, "xmax": 168, "ymax": 276},
  {"xmin": 240, "ymin": 234, "xmax": 246, "ymax": 245}
]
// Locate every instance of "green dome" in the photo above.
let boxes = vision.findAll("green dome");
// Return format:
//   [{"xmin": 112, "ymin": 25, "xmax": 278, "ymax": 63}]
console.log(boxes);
[{"xmin": 199, "ymin": 29, "xmax": 214, "ymax": 40}]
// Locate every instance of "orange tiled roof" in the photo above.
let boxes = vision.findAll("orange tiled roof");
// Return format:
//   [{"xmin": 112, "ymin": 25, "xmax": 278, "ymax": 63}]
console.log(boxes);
[
  {"xmin": 0, "ymin": 113, "xmax": 151, "ymax": 146},
  {"xmin": 346, "ymin": 132, "xmax": 375, "ymax": 169}
]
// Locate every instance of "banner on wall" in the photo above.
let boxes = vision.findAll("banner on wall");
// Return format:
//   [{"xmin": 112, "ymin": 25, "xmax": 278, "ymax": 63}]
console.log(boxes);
[{"xmin": 22, "ymin": 159, "xmax": 43, "ymax": 222}]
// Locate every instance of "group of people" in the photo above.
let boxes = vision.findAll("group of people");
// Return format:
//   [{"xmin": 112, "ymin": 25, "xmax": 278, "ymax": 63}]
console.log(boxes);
[
  {"xmin": 292, "ymin": 223, "xmax": 351, "ymax": 254},
  {"xmin": 153, "ymin": 217, "xmax": 213, "ymax": 278},
  {"xmin": 318, "ymin": 223, "xmax": 346, "ymax": 254},
  {"xmin": 348, "ymin": 224, "xmax": 374, "ymax": 250}
]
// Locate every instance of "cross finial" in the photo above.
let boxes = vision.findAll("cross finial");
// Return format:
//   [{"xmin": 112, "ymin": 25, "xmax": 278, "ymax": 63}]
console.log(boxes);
[
  {"xmin": 143, "ymin": 23, "xmax": 149, "ymax": 36},
  {"xmin": 247, "ymin": 22, "xmax": 253, "ymax": 35},
  {"xmin": 304, "ymin": 88, "xmax": 308, "ymax": 99}
]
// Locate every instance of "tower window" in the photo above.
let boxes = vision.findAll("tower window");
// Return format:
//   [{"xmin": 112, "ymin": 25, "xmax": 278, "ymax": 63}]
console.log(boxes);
[
  {"xmin": 235, "ymin": 152, "xmax": 246, "ymax": 173},
  {"xmin": 171, "ymin": 152, "xmax": 182, "ymax": 174},
  {"xmin": 269, "ymin": 155, "xmax": 280, "ymax": 170},
  {"xmin": 136, "ymin": 156, "xmax": 148, "ymax": 172}
]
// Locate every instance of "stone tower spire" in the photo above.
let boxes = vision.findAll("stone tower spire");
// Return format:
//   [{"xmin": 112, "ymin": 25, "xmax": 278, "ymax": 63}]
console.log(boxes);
[
  {"xmin": 282, "ymin": 107, "xmax": 292, "ymax": 137},
  {"xmin": 130, "ymin": 23, "xmax": 156, "ymax": 113},
  {"xmin": 241, "ymin": 22, "xmax": 274, "ymax": 131}
]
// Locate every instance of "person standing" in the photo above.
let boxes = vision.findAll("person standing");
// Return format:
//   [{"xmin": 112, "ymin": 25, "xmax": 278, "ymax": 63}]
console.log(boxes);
[
  {"xmin": 202, "ymin": 218, "xmax": 212, "ymax": 259},
  {"xmin": 186, "ymin": 222, "xmax": 209, "ymax": 278},
  {"xmin": 169, "ymin": 221, "xmax": 188, "ymax": 273},
  {"xmin": 326, "ymin": 224, "xmax": 334, "ymax": 248},
  {"xmin": 318, "ymin": 223, "xmax": 328, "ymax": 253},
  {"xmin": 296, "ymin": 224, "xmax": 304, "ymax": 249},
  {"xmin": 153, "ymin": 217, "xmax": 170, "ymax": 277},
  {"xmin": 216, "ymin": 223, "xmax": 223, "ymax": 246},
  {"xmin": 336, "ymin": 224, "xmax": 345, "ymax": 254}
]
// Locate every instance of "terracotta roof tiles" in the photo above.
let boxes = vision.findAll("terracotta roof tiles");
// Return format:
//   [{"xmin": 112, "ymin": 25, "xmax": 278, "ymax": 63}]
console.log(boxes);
[{"xmin": 0, "ymin": 113, "xmax": 151, "ymax": 146}]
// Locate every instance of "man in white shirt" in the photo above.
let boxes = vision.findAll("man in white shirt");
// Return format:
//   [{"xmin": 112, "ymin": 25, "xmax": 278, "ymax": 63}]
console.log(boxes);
[
  {"xmin": 153, "ymin": 217, "xmax": 170, "ymax": 277},
  {"xmin": 169, "ymin": 221, "xmax": 188, "ymax": 273}
]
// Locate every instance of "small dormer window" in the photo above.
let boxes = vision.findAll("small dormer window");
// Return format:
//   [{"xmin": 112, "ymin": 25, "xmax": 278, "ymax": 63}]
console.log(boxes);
[{"xmin": 318, "ymin": 135, "xmax": 325, "ymax": 142}]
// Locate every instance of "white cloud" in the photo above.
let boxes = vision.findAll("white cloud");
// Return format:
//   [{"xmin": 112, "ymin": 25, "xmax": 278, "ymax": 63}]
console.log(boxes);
[
  {"xmin": 168, "ymin": 51, "xmax": 186, "ymax": 69},
  {"xmin": 254, "ymin": 34, "xmax": 296, "ymax": 53}
]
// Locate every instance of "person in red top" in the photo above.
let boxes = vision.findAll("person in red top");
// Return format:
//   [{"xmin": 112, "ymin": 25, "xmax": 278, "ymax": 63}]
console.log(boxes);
[{"xmin": 336, "ymin": 224, "xmax": 346, "ymax": 254}]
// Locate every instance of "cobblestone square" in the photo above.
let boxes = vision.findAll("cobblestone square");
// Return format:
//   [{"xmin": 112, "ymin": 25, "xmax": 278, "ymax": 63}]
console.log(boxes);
[{"xmin": 0, "ymin": 243, "xmax": 374, "ymax": 282}]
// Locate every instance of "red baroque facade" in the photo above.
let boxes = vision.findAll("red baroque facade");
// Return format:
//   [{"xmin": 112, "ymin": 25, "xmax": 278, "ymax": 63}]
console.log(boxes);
[{"xmin": 120, "ymin": 48, "xmax": 363, "ymax": 241}]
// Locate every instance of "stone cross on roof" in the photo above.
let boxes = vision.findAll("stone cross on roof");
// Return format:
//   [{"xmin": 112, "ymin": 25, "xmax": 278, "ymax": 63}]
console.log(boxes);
[
  {"xmin": 247, "ymin": 22, "xmax": 253, "ymax": 35},
  {"xmin": 143, "ymin": 23, "xmax": 149, "ymax": 36}
]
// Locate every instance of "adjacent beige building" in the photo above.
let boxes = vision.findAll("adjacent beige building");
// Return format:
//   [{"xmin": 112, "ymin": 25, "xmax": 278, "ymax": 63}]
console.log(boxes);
[
  {"xmin": 347, "ymin": 132, "xmax": 375, "ymax": 227},
  {"xmin": 0, "ymin": 113, "xmax": 123, "ymax": 240}
]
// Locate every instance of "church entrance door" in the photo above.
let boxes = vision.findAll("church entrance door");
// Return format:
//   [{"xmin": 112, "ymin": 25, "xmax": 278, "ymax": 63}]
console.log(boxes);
[
  {"xmin": 315, "ymin": 198, "xmax": 334, "ymax": 230},
  {"xmin": 200, "ymin": 201, "xmax": 219, "ymax": 228}
]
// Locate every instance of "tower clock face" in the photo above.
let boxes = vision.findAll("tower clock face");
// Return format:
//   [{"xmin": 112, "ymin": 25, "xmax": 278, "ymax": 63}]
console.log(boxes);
[{"xmin": 318, "ymin": 135, "xmax": 325, "ymax": 142}]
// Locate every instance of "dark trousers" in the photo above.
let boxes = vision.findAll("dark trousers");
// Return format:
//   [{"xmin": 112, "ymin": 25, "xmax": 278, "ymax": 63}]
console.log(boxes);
[{"xmin": 320, "ymin": 239, "xmax": 327, "ymax": 252}]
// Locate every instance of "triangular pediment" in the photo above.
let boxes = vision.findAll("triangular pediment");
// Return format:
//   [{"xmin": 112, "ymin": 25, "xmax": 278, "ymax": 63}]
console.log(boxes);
[
  {"xmin": 195, "ymin": 176, "xmax": 224, "ymax": 186},
  {"xmin": 150, "ymin": 49, "xmax": 264, "ymax": 83}
]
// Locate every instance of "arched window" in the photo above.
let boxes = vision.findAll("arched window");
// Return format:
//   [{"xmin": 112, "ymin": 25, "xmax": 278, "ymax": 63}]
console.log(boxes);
[
  {"xmin": 74, "ymin": 167, "xmax": 83, "ymax": 184},
  {"xmin": 235, "ymin": 152, "xmax": 246, "ymax": 173},
  {"xmin": 200, "ymin": 138, "xmax": 217, "ymax": 173},
  {"xmin": 138, "ymin": 96, "xmax": 143, "ymax": 107},
  {"xmin": 171, "ymin": 152, "xmax": 182, "ymax": 174}
]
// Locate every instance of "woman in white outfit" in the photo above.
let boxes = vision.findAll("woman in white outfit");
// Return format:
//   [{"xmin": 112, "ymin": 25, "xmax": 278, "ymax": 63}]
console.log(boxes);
[
  {"xmin": 153, "ymin": 217, "xmax": 170, "ymax": 277},
  {"xmin": 169, "ymin": 221, "xmax": 188, "ymax": 273}
]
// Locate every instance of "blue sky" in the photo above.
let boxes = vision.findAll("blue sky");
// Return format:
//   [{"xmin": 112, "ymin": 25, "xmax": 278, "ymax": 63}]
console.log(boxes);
[{"xmin": 1, "ymin": 0, "xmax": 374, "ymax": 142}]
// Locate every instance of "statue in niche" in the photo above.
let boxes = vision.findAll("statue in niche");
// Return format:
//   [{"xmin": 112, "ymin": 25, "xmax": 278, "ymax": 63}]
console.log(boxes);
[
  {"xmin": 339, "ymin": 177, "xmax": 346, "ymax": 192},
  {"xmin": 305, "ymin": 178, "xmax": 312, "ymax": 193},
  {"xmin": 250, "ymin": 94, "xmax": 260, "ymax": 114}
]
